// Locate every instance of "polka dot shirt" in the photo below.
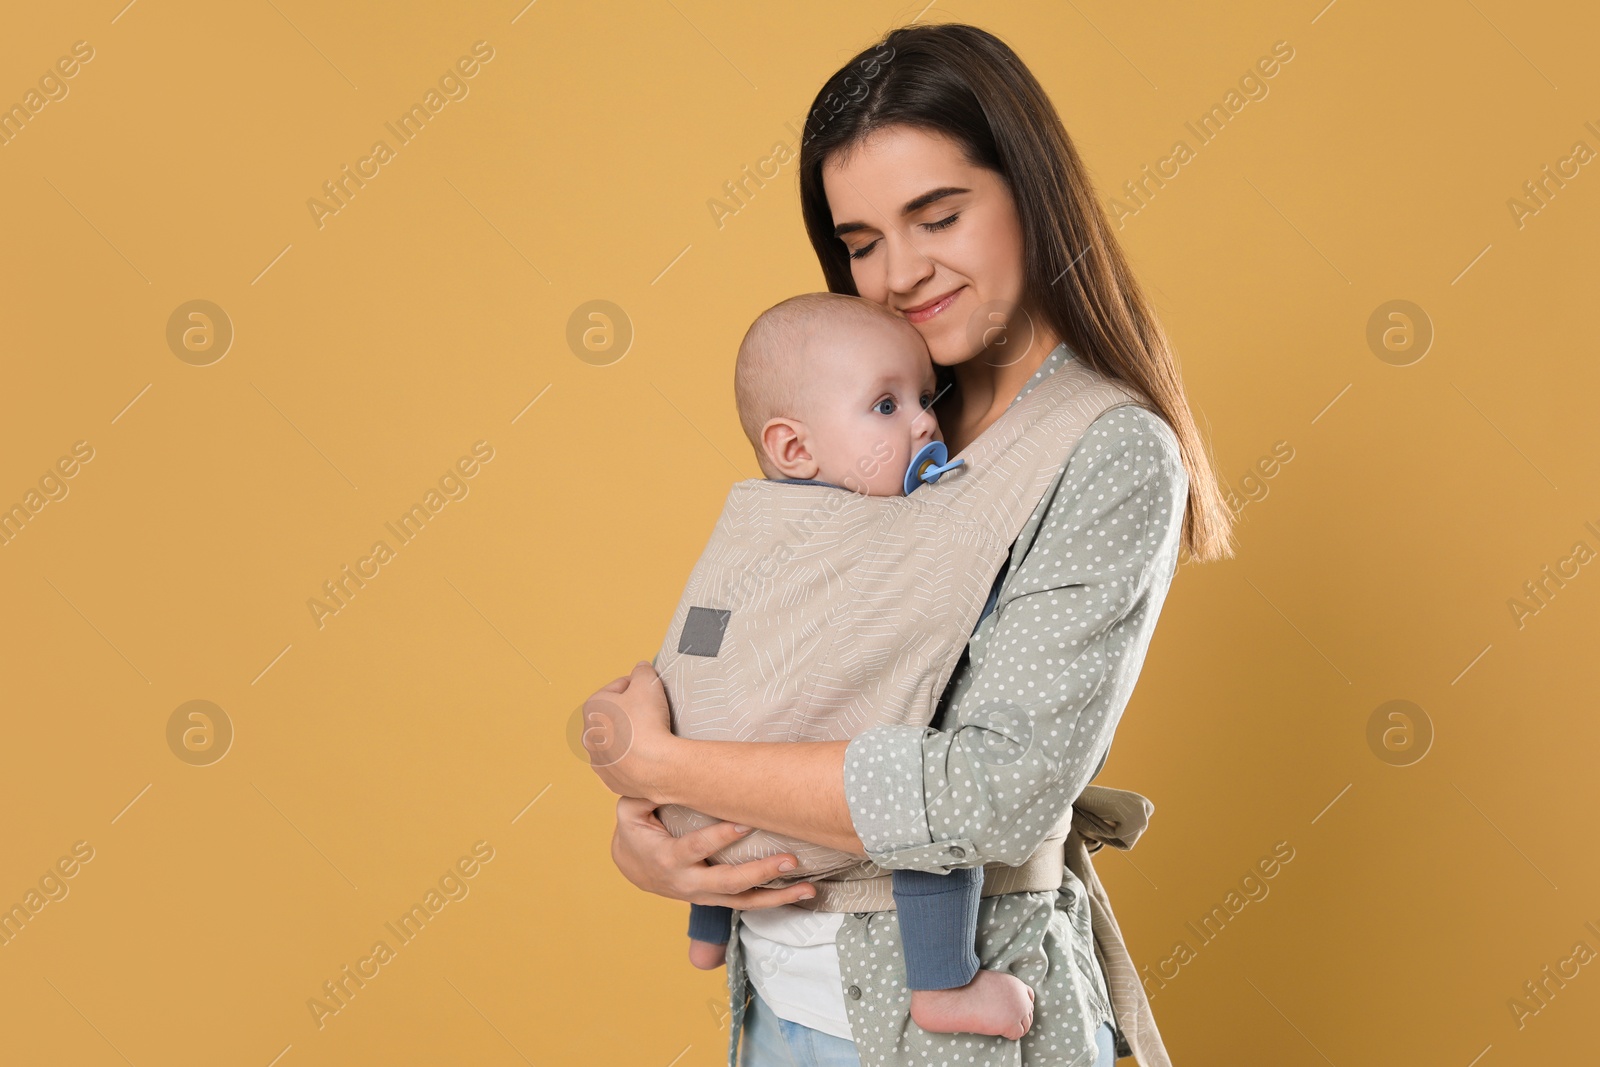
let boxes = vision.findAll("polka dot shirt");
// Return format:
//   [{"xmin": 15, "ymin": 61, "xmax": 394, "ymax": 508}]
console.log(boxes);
[{"xmin": 723, "ymin": 344, "xmax": 1190, "ymax": 1066}]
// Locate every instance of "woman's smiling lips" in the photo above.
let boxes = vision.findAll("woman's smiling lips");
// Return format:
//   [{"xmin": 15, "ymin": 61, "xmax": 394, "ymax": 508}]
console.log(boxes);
[{"xmin": 901, "ymin": 286, "xmax": 965, "ymax": 324}]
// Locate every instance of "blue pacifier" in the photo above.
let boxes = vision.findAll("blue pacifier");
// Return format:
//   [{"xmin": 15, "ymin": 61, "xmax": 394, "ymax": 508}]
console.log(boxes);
[{"xmin": 903, "ymin": 440, "xmax": 966, "ymax": 494}]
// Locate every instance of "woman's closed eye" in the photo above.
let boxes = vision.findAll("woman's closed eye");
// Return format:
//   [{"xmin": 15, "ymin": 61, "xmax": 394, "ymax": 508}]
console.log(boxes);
[{"xmin": 845, "ymin": 214, "xmax": 961, "ymax": 261}]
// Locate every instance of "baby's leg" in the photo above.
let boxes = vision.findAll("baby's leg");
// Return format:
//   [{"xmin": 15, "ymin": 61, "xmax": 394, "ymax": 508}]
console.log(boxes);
[
  {"xmin": 688, "ymin": 903, "xmax": 732, "ymax": 969},
  {"xmin": 894, "ymin": 867, "xmax": 1035, "ymax": 1041}
]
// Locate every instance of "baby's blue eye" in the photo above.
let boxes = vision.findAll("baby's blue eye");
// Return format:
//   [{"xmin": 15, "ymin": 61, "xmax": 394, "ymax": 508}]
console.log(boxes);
[
  {"xmin": 874, "ymin": 398, "xmax": 896, "ymax": 415},
  {"xmin": 920, "ymin": 394, "xmax": 933, "ymax": 409}
]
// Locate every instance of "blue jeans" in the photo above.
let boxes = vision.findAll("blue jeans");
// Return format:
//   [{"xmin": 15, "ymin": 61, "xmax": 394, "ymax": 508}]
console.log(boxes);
[
  {"xmin": 739, "ymin": 987, "xmax": 1119, "ymax": 1066},
  {"xmin": 740, "ymin": 989, "xmax": 860, "ymax": 1066},
  {"xmin": 1093, "ymin": 1018, "xmax": 1117, "ymax": 1065}
]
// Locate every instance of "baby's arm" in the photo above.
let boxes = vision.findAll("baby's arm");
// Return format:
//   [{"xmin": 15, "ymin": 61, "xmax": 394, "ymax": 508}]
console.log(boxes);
[{"xmin": 687, "ymin": 903, "xmax": 733, "ymax": 969}]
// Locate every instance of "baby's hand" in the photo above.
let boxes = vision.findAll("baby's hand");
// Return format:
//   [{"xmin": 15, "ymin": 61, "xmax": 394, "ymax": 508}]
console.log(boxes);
[{"xmin": 688, "ymin": 938, "xmax": 728, "ymax": 970}]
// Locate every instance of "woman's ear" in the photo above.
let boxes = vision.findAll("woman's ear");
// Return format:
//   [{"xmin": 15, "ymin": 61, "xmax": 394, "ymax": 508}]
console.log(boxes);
[{"xmin": 760, "ymin": 418, "xmax": 818, "ymax": 479}]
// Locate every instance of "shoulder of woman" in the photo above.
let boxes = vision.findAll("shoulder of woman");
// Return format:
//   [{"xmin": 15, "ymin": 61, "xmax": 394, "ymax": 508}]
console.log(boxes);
[
  {"xmin": 998, "ymin": 403, "xmax": 1188, "ymax": 603},
  {"xmin": 1058, "ymin": 403, "xmax": 1188, "ymax": 496}
]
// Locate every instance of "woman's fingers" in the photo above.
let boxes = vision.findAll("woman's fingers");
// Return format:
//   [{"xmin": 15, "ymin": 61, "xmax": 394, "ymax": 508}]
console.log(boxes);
[
  {"xmin": 610, "ymin": 797, "xmax": 680, "ymax": 897},
  {"xmin": 596, "ymin": 673, "xmax": 632, "ymax": 695},
  {"xmin": 610, "ymin": 800, "xmax": 816, "ymax": 908},
  {"xmin": 615, "ymin": 795, "xmax": 663, "ymax": 827},
  {"xmin": 697, "ymin": 850, "xmax": 806, "ymax": 897},
  {"xmin": 717, "ymin": 881, "xmax": 818, "ymax": 910},
  {"xmin": 677, "ymin": 819, "xmax": 755, "ymax": 863},
  {"xmin": 594, "ymin": 660, "xmax": 659, "ymax": 704},
  {"xmin": 673, "ymin": 822, "xmax": 813, "ymax": 905}
]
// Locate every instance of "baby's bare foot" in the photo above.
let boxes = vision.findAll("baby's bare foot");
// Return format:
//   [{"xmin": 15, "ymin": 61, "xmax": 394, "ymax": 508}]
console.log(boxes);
[
  {"xmin": 909, "ymin": 969, "xmax": 1035, "ymax": 1040},
  {"xmin": 688, "ymin": 939, "xmax": 728, "ymax": 970}
]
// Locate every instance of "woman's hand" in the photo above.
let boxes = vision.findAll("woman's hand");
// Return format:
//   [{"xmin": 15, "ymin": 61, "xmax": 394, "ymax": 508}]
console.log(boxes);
[
  {"xmin": 611, "ymin": 797, "xmax": 817, "ymax": 908},
  {"xmin": 582, "ymin": 661, "xmax": 678, "ymax": 803},
  {"xmin": 584, "ymin": 660, "xmax": 866, "ymax": 859}
]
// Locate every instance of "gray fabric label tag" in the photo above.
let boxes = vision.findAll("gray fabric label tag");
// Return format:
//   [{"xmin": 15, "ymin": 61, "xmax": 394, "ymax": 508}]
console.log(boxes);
[{"xmin": 678, "ymin": 606, "xmax": 732, "ymax": 657}]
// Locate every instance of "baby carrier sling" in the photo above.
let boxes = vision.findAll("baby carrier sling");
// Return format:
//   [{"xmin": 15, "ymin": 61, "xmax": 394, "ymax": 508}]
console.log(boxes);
[
  {"xmin": 654, "ymin": 352, "xmax": 1179, "ymax": 1065},
  {"xmin": 653, "ymin": 350, "xmax": 1156, "ymax": 903}
]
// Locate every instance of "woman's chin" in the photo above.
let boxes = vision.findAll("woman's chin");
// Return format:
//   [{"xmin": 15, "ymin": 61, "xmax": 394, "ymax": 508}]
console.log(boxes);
[
  {"xmin": 919, "ymin": 326, "xmax": 979, "ymax": 367},
  {"xmin": 927, "ymin": 343, "xmax": 983, "ymax": 369}
]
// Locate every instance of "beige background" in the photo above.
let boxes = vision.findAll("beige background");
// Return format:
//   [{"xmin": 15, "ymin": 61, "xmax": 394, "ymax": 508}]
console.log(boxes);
[{"xmin": 2, "ymin": 1, "xmax": 1596, "ymax": 1064}]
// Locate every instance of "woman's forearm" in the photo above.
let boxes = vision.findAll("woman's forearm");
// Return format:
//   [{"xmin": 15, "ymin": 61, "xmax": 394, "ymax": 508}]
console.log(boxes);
[{"xmin": 655, "ymin": 738, "xmax": 866, "ymax": 856}]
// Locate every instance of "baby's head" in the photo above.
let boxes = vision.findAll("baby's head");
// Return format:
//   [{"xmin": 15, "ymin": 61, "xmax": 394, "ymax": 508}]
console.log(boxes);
[{"xmin": 734, "ymin": 294, "xmax": 942, "ymax": 496}]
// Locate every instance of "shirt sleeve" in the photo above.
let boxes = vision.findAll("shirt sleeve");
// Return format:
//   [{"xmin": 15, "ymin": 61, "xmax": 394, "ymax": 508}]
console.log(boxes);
[{"xmin": 842, "ymin": 405, "xmax": 1189, "ymax": 871}]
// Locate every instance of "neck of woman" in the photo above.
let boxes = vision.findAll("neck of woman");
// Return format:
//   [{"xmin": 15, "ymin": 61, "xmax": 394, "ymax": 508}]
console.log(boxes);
[{"xmin": 941, "ymin": 324, "xmax": 1063, "ymax": 453}]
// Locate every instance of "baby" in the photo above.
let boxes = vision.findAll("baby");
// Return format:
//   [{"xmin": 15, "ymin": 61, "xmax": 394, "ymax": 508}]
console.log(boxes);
[{"xmin": 684, "ymin": 292, "xmax": 1036, "ymax": 1040}]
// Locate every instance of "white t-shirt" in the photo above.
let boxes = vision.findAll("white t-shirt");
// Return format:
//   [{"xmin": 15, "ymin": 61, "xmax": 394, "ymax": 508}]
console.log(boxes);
[{"xmin": 737, "ymin": 906, "xmax": 853, "ymax": 1040}]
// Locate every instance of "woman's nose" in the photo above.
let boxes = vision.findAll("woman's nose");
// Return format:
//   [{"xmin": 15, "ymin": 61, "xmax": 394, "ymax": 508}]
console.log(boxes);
[{"xmin": 885, "ymin": 231, "xmax": 935, "ymax": 297}]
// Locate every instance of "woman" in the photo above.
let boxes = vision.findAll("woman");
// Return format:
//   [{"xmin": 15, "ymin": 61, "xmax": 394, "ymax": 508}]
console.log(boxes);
[{"xmin": 585, "ymin": 22, "xmax": 1234, "ymax": 1067}]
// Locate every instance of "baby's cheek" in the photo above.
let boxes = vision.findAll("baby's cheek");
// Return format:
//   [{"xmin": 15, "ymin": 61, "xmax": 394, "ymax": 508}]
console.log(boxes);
[
  {"xmin": 857, "ymin": 436, "xmax": 903, "ymax": 494},
  {"xmin": 838, "ymin": 431, "xmax": 889, "ymax": 483}
]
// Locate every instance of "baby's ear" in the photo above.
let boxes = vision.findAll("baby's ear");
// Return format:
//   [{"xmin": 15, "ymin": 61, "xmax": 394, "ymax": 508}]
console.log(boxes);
[{"xmin": 760, "ymin": 418, "xmax": 813, "ymax": 478}]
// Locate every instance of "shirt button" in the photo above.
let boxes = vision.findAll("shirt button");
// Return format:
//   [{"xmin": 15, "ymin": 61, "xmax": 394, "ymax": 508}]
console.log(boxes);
[
  {"xmin": 848, "ymin": 985, "xmax": 862, "ymax": 1000},
  {"xmin": 947, "ymin": 845, "xmax": 966, "ymax": 859}
]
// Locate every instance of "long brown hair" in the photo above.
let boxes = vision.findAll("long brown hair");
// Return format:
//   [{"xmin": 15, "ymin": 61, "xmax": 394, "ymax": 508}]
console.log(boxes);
[{"xmin": 797, "ymin": 22, "xmax": 1234, "ymax": 562}]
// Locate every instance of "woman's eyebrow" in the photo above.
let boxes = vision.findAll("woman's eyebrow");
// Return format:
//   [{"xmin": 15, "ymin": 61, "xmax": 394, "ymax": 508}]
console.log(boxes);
[
  {"xmin": 901, "ymin": 186, "xmax": 969, "ymax": 214},
  {"xmin": 832, "ymin": 187, "xmax": 972, "ymax": 238}
]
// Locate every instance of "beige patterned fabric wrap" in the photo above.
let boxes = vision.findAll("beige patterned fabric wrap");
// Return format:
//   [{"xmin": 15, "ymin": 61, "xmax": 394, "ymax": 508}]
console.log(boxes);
[
  {"xmin": 1065, "ymin": 785, "xmax": 1175, "ymax": 1067},
  {"xmin": 653, "ymin": 355, "xmax": 1148, "ymax": 898}
]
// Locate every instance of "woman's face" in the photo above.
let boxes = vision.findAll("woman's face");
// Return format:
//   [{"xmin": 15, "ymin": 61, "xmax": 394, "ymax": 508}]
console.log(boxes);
[{"xmin": 821, "ymin": 125, "xmax": 1031, "ymax": 368}]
